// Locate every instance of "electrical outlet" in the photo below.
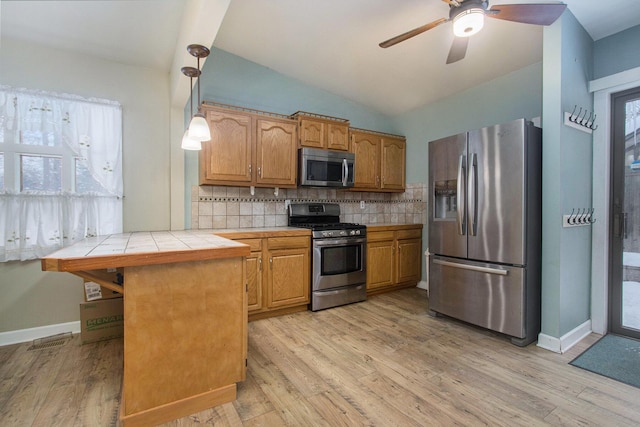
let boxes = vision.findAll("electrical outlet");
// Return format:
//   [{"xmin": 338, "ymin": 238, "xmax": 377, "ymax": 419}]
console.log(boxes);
[
  {"xmin": 285, "ymin": 199, "xmax": 291, "ymax": 209},
  {"xmin": 360, "ymin": 201, "xmax": 365, "ymax": 209}
]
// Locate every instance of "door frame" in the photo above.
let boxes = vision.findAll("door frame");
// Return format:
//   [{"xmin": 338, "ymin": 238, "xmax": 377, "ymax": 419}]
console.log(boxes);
[{"xmin": 591, "ymin": 67, "xmax": 640, "ymax": 335}]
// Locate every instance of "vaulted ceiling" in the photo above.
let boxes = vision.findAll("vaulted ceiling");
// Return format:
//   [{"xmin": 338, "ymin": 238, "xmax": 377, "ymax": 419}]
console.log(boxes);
[{"xmin": 2, "ymin": 0, "xmax": 639, "ymax": 116}]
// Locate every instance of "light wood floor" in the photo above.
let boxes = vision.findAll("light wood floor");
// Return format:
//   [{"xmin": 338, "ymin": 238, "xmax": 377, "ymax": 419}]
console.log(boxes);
[{"xmin": 2, "ymin": 287, "xmax": 640, "ymax": 426}]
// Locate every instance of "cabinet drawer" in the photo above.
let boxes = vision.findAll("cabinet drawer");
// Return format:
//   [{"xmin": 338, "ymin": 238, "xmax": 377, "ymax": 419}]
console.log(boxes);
[
  {"xmin": 235, "ymin": 239, "xmax": 262, "ymax": 252},
  {"xmin": 366, "ymin": 231, "xmax": 395, "ymax": 242},
  {"xmin": 267, "ymin": 236, "xmax": 309, "ymax": 250},
  {"xmin": 397, "ymin": 228, "xmax": 422, "ymax": 240}
]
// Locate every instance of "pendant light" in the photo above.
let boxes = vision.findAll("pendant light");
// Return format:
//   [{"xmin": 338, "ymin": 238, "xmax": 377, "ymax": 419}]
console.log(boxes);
[
  {"xmin": 181, "ymin": 66, "xmax": 201, "ymax": 150},
  {"xmin": 186, "ymin": 44, "xmax": 211, "ymax": 142}
]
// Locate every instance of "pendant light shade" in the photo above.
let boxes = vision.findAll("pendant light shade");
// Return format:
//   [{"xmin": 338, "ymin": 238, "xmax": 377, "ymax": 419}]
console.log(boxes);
[
  {"xmin": 181, "ymin": 129, "xmax": 202, "ymax": 150},
  {"xmin": 452, "ymin": 8, "xmax": 484, "ymax": 37},
  {"xmin": 187, "ymin": 112, "xmax": 211, "ymax": 141}
]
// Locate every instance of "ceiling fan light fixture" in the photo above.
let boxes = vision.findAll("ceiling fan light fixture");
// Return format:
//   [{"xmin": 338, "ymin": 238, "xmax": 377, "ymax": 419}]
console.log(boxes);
[{"xmin": 452, "ymin": 8, "xmax": 485, "ymax": 37}]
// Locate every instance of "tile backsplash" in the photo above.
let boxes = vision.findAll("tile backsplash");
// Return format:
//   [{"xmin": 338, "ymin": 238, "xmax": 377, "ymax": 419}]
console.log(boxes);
[{"xmin": 192, "ymin": 183, "xmax": 427, "ymax": 229}]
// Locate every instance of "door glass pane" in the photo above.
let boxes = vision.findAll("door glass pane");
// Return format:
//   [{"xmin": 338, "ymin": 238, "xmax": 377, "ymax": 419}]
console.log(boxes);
[
  {"xmin": 623, "ymin": 98, "xmax": 640, "ymax": 331},
  {"xmin": 0, "ymin": 153, "xmax": 4, "ymax": 191}
]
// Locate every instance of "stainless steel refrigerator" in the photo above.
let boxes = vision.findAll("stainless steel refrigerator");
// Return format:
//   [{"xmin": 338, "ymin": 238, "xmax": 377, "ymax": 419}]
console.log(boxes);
[{"xmin": 428, "ymin": 118, "xmax": 542, "ymax": 346}]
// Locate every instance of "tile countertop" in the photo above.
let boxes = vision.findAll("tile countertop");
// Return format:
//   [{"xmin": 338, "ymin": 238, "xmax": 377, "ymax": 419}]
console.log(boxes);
[
  {"xmin": 41, "ymin": 230, "xmax": 251, "ymax": 272},
  {"xmin": 210, "ymin": 224, "xmax": 422, "ymax": 239},
  {"xmin": 211, "ymin": 227, "xmax": 311, "ymax": 240},
  {"xmin": 362, "ymin": 224, "xmax": 423, "ymax": 231}
]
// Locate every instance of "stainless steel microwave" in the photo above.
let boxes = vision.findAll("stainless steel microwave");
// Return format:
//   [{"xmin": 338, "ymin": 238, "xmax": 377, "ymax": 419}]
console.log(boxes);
[{"xmin": 299, "ymin": 147, "xmax": 355, "ymax": 188}]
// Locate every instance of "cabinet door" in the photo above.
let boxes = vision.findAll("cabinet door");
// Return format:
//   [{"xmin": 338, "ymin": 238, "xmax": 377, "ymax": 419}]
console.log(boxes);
[
  {"xmin": 351, "ymin": 131, "xmax": 380, "ymax": 190},
  {"xmin": 396, "ymin": 238, "xmax": 421, "ymax": 284},
  {"xmin": 366, "ymin": 240, "xmax": 395, "ymax": 289},
  {"xmin": 200, "ymin": 110, "xmax": 252, "ymax": 185},
  {"xmin": 299, "ymin": 118, "xmax": 325, "ymax": 149},
  {"xmin": 256, "ymin": 118, "xmax": 298, "ymax": 187},
  {"xmin": 245, "ymin": 252, "xmax": 263, "ymax": 312},
  {"xmin": 267, "ymin": 248, "xmax": 310, "ymax": 308},
  {"xmin": 327, "ymin": 122, "xmax": 349, "ymax": 151},
  {"xmin": 381, "ymin": 137, "xmax": 406, "ymax": 191}
]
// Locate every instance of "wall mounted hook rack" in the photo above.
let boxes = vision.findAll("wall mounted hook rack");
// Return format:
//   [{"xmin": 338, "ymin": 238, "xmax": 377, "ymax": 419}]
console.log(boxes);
[
  {"xmin": 563, "ymin": 208, "xmax": 595, "ymax": 228},
  {"xmin": 564, "ymin": 105, "xmax": 597, "ymax": 134}
]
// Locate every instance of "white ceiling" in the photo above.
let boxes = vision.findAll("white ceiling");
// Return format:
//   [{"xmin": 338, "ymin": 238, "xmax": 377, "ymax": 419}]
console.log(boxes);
[{"xmin": 2, "ymin": 0, "xmax": 639, "ymax": 116}]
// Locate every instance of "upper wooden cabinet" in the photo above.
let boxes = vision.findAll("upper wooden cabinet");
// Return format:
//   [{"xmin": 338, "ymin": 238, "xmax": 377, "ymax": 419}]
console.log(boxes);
[
  {"xmin": 350, "ymin": 129, "xmax": 406, "ymax": 192},
  {"xmin": 381, "ymin": 135, "xmax": 406, "ymax": 191},
  {"xmin": 291, "ymin": 112, "xmax": 350, "ymax": 151},
  {"xmin": 351, "ymin": 130, "xmax": 380, "ymax": 189},
  {"xmin": 255, "ymin": 118, "xmax": 297, "ymax": 187},
  {"xmin": 199, "ymin": 103, "xmax": 297, "ymax": 188}
]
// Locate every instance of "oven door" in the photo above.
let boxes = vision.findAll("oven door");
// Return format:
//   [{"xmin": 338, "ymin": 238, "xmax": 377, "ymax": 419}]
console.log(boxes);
[{"xmin": 312, "ymin": 236, "xmax": 366, "ymax": 291}]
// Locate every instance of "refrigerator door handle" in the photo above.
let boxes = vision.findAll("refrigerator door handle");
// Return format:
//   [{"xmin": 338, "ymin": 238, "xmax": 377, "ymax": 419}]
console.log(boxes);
[
  {"xmin": 433, "ymin": 259, "xmax": 509, "ymax": 276},
  {"xmin": 468, "ymin": 153, "xmax": 478, "ymax": 236},
  {"xmin": 457, "ymin": 154, "xmax": 466, "ymax": 235}
]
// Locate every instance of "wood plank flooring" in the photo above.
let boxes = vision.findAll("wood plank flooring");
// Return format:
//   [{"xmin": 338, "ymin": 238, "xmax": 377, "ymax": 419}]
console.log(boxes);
[{"xmin": 2, "ymin": 287, "xmax": 640, "ymax": 426}]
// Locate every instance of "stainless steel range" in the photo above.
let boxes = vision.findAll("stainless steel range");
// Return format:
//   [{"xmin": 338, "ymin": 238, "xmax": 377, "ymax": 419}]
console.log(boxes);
[{"xmin": 288, "ymin": 203, "xmax": 367, "ymax": 311}]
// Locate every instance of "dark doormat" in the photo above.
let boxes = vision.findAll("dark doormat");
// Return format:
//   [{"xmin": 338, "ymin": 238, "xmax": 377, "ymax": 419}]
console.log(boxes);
[{"xmin": 570, "ymin": 334, "xmax": 640, "ymax": 389}]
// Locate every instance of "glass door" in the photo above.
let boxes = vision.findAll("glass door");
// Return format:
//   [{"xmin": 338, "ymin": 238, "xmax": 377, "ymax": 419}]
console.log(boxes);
[{"xmin": 610, "ymin": 87, "xmax": 640, "ymax": 339}]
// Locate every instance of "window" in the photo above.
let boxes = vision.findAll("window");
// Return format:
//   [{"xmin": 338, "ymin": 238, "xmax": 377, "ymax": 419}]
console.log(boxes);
[{"xmin": 0, "ymin": 86, "xmax": 123, "ymax": 261}]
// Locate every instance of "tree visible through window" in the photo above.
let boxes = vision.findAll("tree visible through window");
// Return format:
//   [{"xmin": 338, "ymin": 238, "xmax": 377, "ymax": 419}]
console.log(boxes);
[{"xmin": 0, "ymin": 86, "xmax": 123, "ymax": 261}]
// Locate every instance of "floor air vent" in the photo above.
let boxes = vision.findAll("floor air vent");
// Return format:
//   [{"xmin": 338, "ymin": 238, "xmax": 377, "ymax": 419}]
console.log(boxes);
[{"xmin": 27, "ymin": 332, "xmax": 71, "ymax": 351}]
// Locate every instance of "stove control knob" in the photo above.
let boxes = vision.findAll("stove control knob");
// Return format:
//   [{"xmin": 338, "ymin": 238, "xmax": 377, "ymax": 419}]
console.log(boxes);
[
  {"xmin": 340, "ymin": 230, "xmax": 347, "ymax": 236},
  {"xmin": 322, "ymin": 231, "xmax": 331, "ymax": 237},
  {"xmin": 355, "ymin": 230, "xmax": 360, "ymax": 235},
  {"xmin": 350, "ymin": 230, "xmax": 356, "ymax": 235}
]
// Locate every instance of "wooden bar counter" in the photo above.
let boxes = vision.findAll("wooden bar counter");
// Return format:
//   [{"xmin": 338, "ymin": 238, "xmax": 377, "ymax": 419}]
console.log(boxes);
[{"xmin": 41, "ymin": 230, "xmax": 251, "ymax": 427}]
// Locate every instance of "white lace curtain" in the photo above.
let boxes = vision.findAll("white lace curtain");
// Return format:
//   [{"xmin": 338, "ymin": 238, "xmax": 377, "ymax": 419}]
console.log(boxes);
[{"xmin": 0, "ymin": 86, "xmax": 123, "ymax": 261}]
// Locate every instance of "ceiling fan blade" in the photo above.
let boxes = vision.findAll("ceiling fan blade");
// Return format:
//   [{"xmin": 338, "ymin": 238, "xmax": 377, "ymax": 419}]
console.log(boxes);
[
  {"xmin": 488, "ymin": 3, "xmax": 567, "ymax": 26},
  {"xmin": 446, "ymin": 36, "xmax": 469, "ymax": 64},
  {"xmin": 441, "ymin": 0, "xmax": 461, "ymax": 6},
  {"xmin": 379, "ymin": 17, "xmax": 449, "ymax": 48}
]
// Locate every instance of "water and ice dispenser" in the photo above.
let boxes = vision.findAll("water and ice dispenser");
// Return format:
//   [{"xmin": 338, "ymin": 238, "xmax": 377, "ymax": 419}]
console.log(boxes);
[{"xmin": 433, "ymin": 180, "xmax": 457, "ymax": 220}]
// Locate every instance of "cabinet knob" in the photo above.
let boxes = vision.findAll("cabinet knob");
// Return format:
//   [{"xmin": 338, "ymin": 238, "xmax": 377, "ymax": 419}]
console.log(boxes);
[
  {"xmin": 258, "ymin": 167, "xmax": 262, "ymax": 178},
  {"xmin": 259, "ymin": 257, "xmax": 263, "ymax": 271}
]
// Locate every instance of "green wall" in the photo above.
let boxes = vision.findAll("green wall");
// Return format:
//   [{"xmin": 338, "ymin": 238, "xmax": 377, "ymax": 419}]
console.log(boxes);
[
  {"xmin": 593, "ymin": 24, "xmax": 640, "ymax": 80},
  {"xmin": 541, "ymin": 10, "xmax": 594, "ymax": 339},
  {"xmin": 393, "ymin": 62, "xmax": 543, "ymax": 185}
]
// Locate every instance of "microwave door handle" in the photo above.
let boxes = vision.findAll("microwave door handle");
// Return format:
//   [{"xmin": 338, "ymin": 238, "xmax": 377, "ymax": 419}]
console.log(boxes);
[{"xmin": 342, "ymin": 158, "xmax": 348, "ymax": 187}]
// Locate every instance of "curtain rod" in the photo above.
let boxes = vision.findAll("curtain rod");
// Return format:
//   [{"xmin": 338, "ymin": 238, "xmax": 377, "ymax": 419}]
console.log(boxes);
[{"xmin": 0, "ymin": 85, "xmax": 121, "ymax": 108}]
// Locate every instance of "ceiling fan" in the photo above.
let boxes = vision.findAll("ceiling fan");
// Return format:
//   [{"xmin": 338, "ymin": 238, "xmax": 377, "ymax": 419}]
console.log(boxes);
[{"xmin": 379, "ymin": 0, "xmax": 567, "ymax": 64}]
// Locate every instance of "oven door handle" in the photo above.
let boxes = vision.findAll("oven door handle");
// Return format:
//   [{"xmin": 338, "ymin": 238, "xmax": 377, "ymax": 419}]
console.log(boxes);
[{"xmin": 313, "ymin": 237, "xmax": 367, "ymax": 247}]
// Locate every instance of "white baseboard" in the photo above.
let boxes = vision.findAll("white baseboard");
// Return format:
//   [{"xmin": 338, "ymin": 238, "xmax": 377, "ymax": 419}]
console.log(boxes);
[
  {"xmin": 537, "ymin": 319, "xmax": 592, "ymax": 353},
  {"xmin": 0, "ymin": 321, "xmax": 80, "ymax": 347},
  {"xmin": 416, "ymin": 280, "xmax": 428, "ymax": 291}
]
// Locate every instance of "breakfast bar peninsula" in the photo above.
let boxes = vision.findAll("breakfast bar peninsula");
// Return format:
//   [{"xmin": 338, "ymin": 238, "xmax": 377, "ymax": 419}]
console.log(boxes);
[{"xmin": 41, "ymin": 230, "xmax": 250, "ymax": 426}]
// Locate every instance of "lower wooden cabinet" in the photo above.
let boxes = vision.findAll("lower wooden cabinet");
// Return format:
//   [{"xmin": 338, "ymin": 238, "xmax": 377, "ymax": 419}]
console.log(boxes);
[
  {"xmin": 366, "ymin": 225, "xmax": 422, "ymax": 294},
  {"xmin": 233, "ymin": 235, "xmax": 310, "ymax": 320}
]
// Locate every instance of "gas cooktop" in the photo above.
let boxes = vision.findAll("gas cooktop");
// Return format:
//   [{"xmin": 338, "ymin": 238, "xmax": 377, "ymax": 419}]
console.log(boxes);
[{"xmin": 288, "ymin": 203, "xmax": 366, "ymax": 238}]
